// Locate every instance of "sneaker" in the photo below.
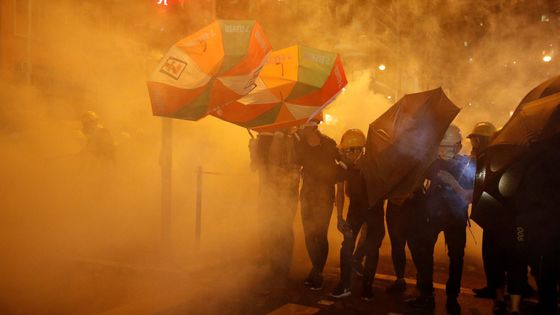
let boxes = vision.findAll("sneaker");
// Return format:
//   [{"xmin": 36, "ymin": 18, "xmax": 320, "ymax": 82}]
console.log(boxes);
[
  {"xmin": 386, "ymin": 278, "xmax": 407, "ymax": 293},
  {"xmin": 352, "ymin": 260, "xmax": 364, "ymax": 277},
  {"xmin": 330, "ymin": 283, "xmax": 351, "ymax": 298},
  {"xmin": 303, "ymin": 269, "xmax": 315, "ymax": 286},
  {"xmin": 361, "ymin": 282, "xmax": 374, "ymax": 301},
  {"xmin": 406, "ymin": 294, "xmax": 435, "ymax": 310},
  {"xmin": 308, "ymin": 272, "xmax": 323, "ymax": 291},
  {"xmin": 446, "ymin": 297, "xmax": 461, "ymax": 315},
  {"xmin": 472, "ymin": 286, "xmax": 495, "ymax": 299},
  {"xmin": 492, "ymin": 300, "xmax": 507, "ymax": 315}
]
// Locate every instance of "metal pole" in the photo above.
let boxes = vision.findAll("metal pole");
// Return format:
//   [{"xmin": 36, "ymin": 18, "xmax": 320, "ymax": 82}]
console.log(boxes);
[
  {"xmin": 26, "ymin": 0, "xmax": 32, "ymax": 85},
  {"xmin": 195, "ymin": 165, "xmax": 203, "ymax": 249},
  {"xmin": 161, "ymin": 118, "xmax": 172, "ymax": 243},
  {"xmin": 395, "ymin": 0, "xmax": 402, "ymax": 98}
]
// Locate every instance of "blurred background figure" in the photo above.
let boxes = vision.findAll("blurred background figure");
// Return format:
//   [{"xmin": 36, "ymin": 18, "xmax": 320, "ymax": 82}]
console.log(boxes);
[
  {"xmin": 80, "ymin": 110, "xmax": 115, "ymax": 161},
  {"xmin": 249, "ymin": 128, "xmax": 300, "ymax": 287}
]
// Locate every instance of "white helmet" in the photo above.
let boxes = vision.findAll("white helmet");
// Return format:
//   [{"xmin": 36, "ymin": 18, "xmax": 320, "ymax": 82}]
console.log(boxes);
[{"xmin": 441, "ymin": 124, "xmax": 462, "ymax": 146}]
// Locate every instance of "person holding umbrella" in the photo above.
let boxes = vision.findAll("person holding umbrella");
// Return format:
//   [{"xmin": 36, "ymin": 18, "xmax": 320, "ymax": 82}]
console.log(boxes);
[
  {"xmin": 407, "ymin": 125, "xmax": 475, "ymax": 315},
  {"xmin": 330, "ymin": 129, "xmax": 385, "ymax": 300},
  {"xmin": 294, "ymin": 115, "xmax": 341, "ymax": 290},
  {"xmin": 249, "ymin": 129, "xmax": 300, "ymax": 285}
]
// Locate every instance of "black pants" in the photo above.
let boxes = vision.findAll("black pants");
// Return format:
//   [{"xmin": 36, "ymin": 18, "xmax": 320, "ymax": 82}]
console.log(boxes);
[
  {"xmin": 537, "ymin": 251, "xmax": 560, "ymax": 315},
  {"xmin": 410, "ymin": 219, "xmax": 466, "ymax": 298},
  {"xmin": 483, "ymin": 225, "xmax": 533, "ymax": 295},
  {"xmin": 482, "ymin": 228, "xmax": 508, "ymax": 291},
  {"xmin": 386, "ymin": 200, "xmax": 413, "ymax": 279},
  {"xmin": 352, "ymin": 225, "xmax": 367, "ymax": 263},
  {"xmin": 339, "ymin": 202, "xmax": 385, "ymax": 287},
  {"xmin": 300, "ymin": 187, "xmax": 334, "ymax": 273}
]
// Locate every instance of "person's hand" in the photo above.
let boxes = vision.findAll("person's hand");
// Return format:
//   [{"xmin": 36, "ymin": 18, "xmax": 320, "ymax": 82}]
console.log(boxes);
[
  {"xmin": 337, "ymin": 217, "xmax": 353, "ymax": 237},
  {"xmin": 437, "ymin": 170, "xmax": 457, "ymax": 186}
]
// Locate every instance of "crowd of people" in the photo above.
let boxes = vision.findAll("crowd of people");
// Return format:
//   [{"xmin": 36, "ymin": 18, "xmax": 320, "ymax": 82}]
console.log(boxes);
[{"xmin": 250, "ymin": 116, "xmax": 560, "ymax": 315}]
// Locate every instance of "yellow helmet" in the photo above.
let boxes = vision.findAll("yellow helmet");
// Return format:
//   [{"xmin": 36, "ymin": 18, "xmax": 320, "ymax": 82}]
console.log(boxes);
[
  {"xmin": 468, "ymin": 121, "xmax": 497, "ymax": 138},
  {"xmin": 81, "ymin": 110, "xmax": 99, "ymax": 125},
  {"xmin": 340, "ymin": 129, "xmax": 366, "ymax": 149}
]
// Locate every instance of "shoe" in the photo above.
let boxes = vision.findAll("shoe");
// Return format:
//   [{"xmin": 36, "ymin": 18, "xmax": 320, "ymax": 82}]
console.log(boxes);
[
  {"xmin": 330, "ymin": 282, "xmax": 351, "ymax": 298},
  {"xmin": 304, "ymin": 270, "xmax": 313, "ymax": 286},
  {"xmin": 446, "ymin": 297, "xmax": 461, "ymax": 315},
  {"xmin": 406, "ymin": 294, "xmax": 435, "ymax": 310},
  {"xmin": 307, "ymin": 272, "xmax": 323, "ymax": 291},
  {"xmin": 361, "ymin": 281, "xmax": 373, "ymax": 301},
  {"xmin": 352, "ymin": 260, "xmax": 364, "ymax": 277},
  {"xmin": 472, "ymin": 286, "xmax": 495, "ymax": 299},
  {"xmin": 386, "ymin": 278, "xmax": 407, "ymax": 293},
  {"xmin": 492, "ymin": 300, "xmax": 507, "ymax": 315}
]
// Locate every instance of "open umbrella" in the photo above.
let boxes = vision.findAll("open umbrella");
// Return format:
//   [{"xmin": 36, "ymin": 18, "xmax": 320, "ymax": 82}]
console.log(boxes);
[
  {"xmin": 471, "ymin": 89, "xmax": 560, "ymax": 242},
  {"xmin": 514, "ymin": 74, "xmax": 560, "ymax": 114},
  {"xmin": 211, "ymin": 45, "xmax": 347, "ymax": 132},
  {"xmin": 474, "ymin": 90, "xmax": 560, "ymax": 207},
  {"xmin": 147, "ymin": 20, "xmax": 272, "ymax": 120},
  {"xmin": 362, "ymin": 88, "xmax": 461, "ymax": 207}
]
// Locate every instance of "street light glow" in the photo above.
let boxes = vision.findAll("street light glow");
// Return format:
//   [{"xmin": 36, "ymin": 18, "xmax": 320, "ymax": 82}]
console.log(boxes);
[
  {"xmin": 543, "ymin": 55, "xmax": 552, "ymax": 62},
  {"xmin": 378, "ymin": 64, "xmax": 386, "ymax": 71}
]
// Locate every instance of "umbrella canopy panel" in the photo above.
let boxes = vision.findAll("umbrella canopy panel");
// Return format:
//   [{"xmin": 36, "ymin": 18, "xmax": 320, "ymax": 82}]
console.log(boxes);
[
  {"xmin": 517, "ymin": 74, "xmax": 560, "ymax": 110},
  {"xmin": 492, "ymin": 92, "xmax": 560, "ymax": 147},
  {"xmin": 212, "ymin": 45, "xmax": 347, "ymax": 132},
  {"xmin": 147, "ymin": 20, "xmax": 271, "ymax": 120}
]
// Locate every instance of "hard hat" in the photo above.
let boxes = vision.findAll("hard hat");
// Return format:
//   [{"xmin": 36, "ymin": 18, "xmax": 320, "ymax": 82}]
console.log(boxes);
[
  {"xmin": 81, "ymin": 110, "xmax": 99, "ymax": 125},
  {"xmin": 340, "ymin": 129, "xmax": 366, "ymax": 149},
  {"xmin": 467, "ymin": 122, "xmax": 497, "ymax": 138},
  {"xmin": 440, "ymin": 124, "xmax": 462, "ymax": 146}
]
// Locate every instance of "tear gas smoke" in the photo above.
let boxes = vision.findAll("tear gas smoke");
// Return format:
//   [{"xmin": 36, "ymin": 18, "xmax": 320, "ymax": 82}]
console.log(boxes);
[{"xmin": 2, "ymin": 0, "xmax": 556, "ymax": 312}]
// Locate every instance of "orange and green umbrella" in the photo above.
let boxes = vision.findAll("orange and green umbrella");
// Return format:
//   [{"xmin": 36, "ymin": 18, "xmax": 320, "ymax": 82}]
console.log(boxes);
[
  {"xmin": 147, "ymin": 20, "xmax": 272, "ymax": 120},
  {"xmin": 212, "ymin": 45, "xmax": 347, "ymax": 132}
]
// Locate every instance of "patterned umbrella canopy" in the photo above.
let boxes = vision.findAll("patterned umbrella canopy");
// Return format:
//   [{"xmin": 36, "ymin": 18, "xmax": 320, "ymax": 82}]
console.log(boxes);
[
  {"xmin": 212, "ymin": 45, "xmax": 347, "ymax": 132},
  {"xmin": 147, "ymin": 20, "xmax": 272, "ymax": 120}
]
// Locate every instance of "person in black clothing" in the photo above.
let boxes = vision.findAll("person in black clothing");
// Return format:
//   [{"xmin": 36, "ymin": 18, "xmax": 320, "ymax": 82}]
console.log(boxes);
[
  {"xmin": 295, "ymin": 116, "xmax": 341, "ymax": 290},
  {"xmin": 407, "ymin": 125, "xmax": 474, "ymax": 315},
  {"xmin": 329, "ymin": 129, "xmax": 385, "ymax": 300},
  {"xmin": 249, "ymin": 129, "xmax": 300, "ymax": 283},
  {"xmin": 385, "ymin": 190, "xmax": 423, "ymax": 293},
  {"xmin": 509, "ymin": 136, "xmax": 560, "ymax": 315}
]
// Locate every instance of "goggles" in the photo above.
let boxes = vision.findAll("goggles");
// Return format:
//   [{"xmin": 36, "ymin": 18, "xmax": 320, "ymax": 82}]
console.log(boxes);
[{"xmin": 342, "ymin": 147, "xmax": 363, "ymax": 154}]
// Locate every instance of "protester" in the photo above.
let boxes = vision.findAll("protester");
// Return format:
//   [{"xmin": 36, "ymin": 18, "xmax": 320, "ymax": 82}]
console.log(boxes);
[
  {"xmin": 330, "ymin": 129, "xmax": 385, "ymax": 300},
  {"xmin": 294, "ymin": 116, "xmax": 341, "ymax": 290},
  {"xmin": 407, "ymin": 125, "xmax": 474, "ymax": 315}
]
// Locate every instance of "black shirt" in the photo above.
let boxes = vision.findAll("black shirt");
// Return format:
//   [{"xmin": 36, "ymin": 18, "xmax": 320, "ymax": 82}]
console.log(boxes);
[{"xmin": 295, "ymin": 133, "xmax": 341, "ymax": 193}]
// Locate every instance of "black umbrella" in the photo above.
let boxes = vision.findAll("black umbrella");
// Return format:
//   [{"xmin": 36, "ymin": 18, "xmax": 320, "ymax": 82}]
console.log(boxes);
[
  {"xmin": 362, "ymin": 87, "xmax": 460, "ymax": 207},
  {"xmin": 515, "ymin": 74, "xmax": 560, "ymax": 114},
  {"xmin": 472, "ymin": 88, "xmax": 560, "ymax": 251}
]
